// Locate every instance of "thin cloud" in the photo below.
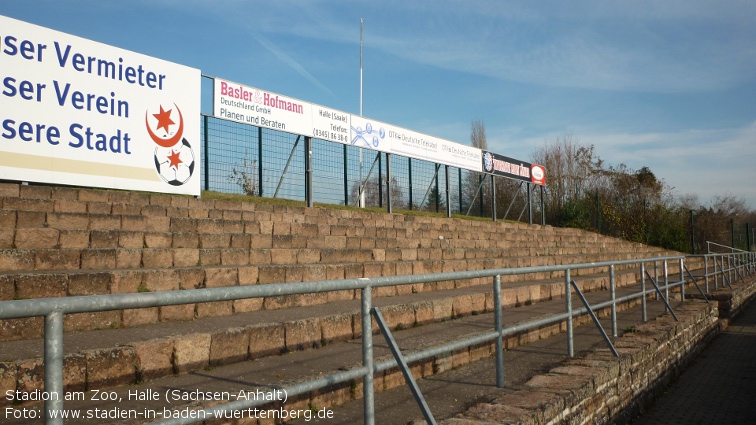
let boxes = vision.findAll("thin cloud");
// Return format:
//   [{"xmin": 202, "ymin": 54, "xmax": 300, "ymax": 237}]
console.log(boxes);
[{"xmin": 252, "ymin": 33, "xmax": 335, "ymax": 97}]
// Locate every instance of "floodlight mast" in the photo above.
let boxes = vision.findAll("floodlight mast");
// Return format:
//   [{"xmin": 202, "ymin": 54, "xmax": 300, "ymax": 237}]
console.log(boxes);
[{"xmin": 359, "ymin": 18, "xmax": 365, "ymax": 208}]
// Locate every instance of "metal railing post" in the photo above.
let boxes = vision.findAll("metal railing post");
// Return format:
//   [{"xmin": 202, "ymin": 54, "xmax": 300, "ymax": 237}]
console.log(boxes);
[
  {"xmin": 372, "ymin": 308, "xmax": 437, "ymax": 425},
  {"xmin": 565, "ymin": 269, "xmax": 573, "ymax": 357},
  {"xmin": 610, "ymin": 265, "xmax": 617, "ymax": 337},
  {"xmin": 679, "ymin": 258, "xmax": 685, "ymax": 301},
  {"xmin": 664, "ymin": 260, "xmax": 670, "ymax": 311},
  {"xmin": 640, "ymin": 262, "xmax": 647, "ymax": 322},
  {"xmin": 570, "ymin": 280, "xmax": 619, "ymax": 357},
  {"xmin": 654, "ymin": 261, "xmax": 659, "ymax": 300},
  {"xmin": 644, "ymin": 269, "xmax": 680, "ymax": 321},
  {"xmin": 45, "ymin": 311, "xmax": 64, "ymax": 425},
  {"xmin": 493, "ymin": 275, "xmax": 504, "ymax": 388},
  {"xmin": 361, "ymin": 285, "xmax": 374, "ymax": 425},
  {"xmin": 704, "ymin": 256, "xmax": 709, "ymax": 293}
]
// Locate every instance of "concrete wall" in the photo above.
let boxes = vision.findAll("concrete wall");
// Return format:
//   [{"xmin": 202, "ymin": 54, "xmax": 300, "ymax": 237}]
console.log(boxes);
[{"xmin": 441, "ymin": 276, "xmax": 756, "ymax": 425}]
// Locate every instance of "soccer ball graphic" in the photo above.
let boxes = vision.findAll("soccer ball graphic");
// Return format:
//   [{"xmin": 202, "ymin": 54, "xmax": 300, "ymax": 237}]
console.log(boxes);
[
  {"xmin": 154, "ymin": 139, "xmax": 195, "ymax": 186},
  {"xmin": 483, "ymin": 152, "xmax": 494, "ymax": 172}
]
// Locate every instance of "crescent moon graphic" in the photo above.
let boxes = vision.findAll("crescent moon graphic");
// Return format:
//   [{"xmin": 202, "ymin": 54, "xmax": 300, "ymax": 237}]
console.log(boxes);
[{"xmin": 146, "ymin": 104, "xmax": 184, "ymax": 148}]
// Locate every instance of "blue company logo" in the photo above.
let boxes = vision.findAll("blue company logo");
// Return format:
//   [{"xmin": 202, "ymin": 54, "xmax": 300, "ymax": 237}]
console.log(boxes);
[
  {"xmin": 351, "ymin": 122, "xmax": 385, "ymax": 149},
  {"xmin": 483, "ymin": 152, "xmax": 494, "ymax": 172}
]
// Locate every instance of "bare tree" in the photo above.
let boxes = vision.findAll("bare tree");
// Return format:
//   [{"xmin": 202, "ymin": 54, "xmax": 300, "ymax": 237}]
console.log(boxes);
[
  {"xmin": 470, "ymin": 118, "xmax": 488, "ymax": 150},
  {"xmin": 462, "ymin": 119, "xmax": 490, "ymax": 215},
  {"xmin": 349, "ymin": 176, "xmax": 403, "ymax": 208},
  {"xmin": 531, "ymin": 134, "xmax": 603, "ymax": 221}
]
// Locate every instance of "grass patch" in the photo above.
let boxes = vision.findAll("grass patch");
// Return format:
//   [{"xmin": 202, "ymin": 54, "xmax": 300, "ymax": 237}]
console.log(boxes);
[{"xmin": 200, "ymin": 190, "xmax": 521, "ymax": 224}]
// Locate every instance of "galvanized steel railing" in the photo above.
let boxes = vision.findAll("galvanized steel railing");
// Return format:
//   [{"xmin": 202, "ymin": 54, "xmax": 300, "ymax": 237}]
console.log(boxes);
[{"xmin": 0, "ymin": 252, "xmax": 754, "ymax": 425}]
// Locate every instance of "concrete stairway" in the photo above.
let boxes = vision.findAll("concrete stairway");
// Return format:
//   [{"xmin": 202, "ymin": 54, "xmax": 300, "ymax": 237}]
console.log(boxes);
[{"xmin": 0, "ymin": 182, "xmax": 683, "ymax": 414}]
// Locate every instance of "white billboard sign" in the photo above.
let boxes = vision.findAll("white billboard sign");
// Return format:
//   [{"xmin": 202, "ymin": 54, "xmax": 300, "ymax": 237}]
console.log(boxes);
[
  {"xmin": 212, "ymin": 78, "xmax": 483, "ymax": 172},
  {"xmin": 0, "ymin": 16, "xmax": 201, "ymax": 195},
  {"xmin": 348, "ymin": 115, "xmax": 392, "ymax": 153},
  {"xmin": 215, "ymin": 79, "xmax": 313, "ymax": 137},
  {"xmin": 438, "ymin": 141, "xmax": 482, "ymax": 171},
  {"xmin": 311, "ymin": 105, "xmax": 350, "ymax": 145}
]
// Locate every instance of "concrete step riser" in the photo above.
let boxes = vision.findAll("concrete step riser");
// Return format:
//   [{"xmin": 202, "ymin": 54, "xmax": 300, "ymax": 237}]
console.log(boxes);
[
  {"xmin": 0, "ymin": 256, "xmax": 687, "ymax": 340},
  {"xmin": 0, "ymin": 272, "xmax": 659, "ymax": 409}
]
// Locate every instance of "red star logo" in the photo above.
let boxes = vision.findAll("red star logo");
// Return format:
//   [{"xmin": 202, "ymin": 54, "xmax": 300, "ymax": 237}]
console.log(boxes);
[
  {"xmin": 152, "ymin": 106, "xmax": 175, "ymax": 134},
  {"xmin": 167, "ymin": 150, "xmax": 183, "ymax": 169}
]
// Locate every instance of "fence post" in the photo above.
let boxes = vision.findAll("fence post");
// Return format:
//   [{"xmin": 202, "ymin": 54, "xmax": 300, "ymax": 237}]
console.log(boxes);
[
  {"xmin": 663, "ymin": 260, "xmax": 670, "ymax": 311},
  {"xmin": 704, "ymin": 256, "xmax": 709, "ymax": 293},
  {"xmin": 478, "ymin": 174, "xmax": 484, "ymax": 217},
  {"xmin": 679, "ymin": 258, "xmax": 685, "ymax": 301},
  {"xmin": 458, "ymin": 168, "xmax": 463, "ymax": 214},
  {"xmin": 258, "ymin": 126, "xmax": 263, "ymax": 197},
  {"xmin": 445, "ymin": 165, "xmax": 451, "ymax": 218},
  {"xmin": 203, "ymin": 115, "xmax": 209, "ymax": 192},
  {"xmin": 386, "ymin": 153, "xmax": 392, "ymax": 214},
  {"xmin": 654, "ymin": 261, "xmax": 659, "ymax": 300},
  {"xmin": 494, "ymin": 275, "xmax": 504, "ymax": 388},
  {"xmin": 540, "ymin": 185, "xmax": 546, "ymax": 226},
  {"xmin": 491, "ymin": 174, "xmax": 497, "ymax": 222},
  {"xmin": 610, "ymin": 265, "xmax": 617, "ymax": 337},
  {"xmin": 408, "ymin": 157, "xmax": 413, "ymax": 210},
  {"xmin": 435, "ymin": 166, "xmax": 440, "ymax": 213},
  {"xmin": 565, "ymin": 269, "xmax": 573, "ymax": 357},
  {"xmin": 361, "ymin": 285, "xmax": 374, "ymax": 425},
  {"xmin": 731, "ymin": 218, "xmax": 735, "ymax": 250},
  {"xmin": 343, "ymin": 145, "xmax": 349, "ymax": 206},
  {"xmin": 304, "ymin": 136, "xmax": 313, "ymax": 207},
  {"xmin": 641, "ymin": 262, "xmax": 647, "ymax": 322},
  {"xmin": 690, "ymin": 210, "xmax": 695, "ymax": 254},
  {"xmin": 45, "ymin": 311, "xmax": 64, "ymax": 425},
  {"xmin": 378, "ymin": 153, "xmax": 383, "ymax": 208},
  {"xmin": 527, "ymin": 183, "xmax": 532, "ymax": 225}
]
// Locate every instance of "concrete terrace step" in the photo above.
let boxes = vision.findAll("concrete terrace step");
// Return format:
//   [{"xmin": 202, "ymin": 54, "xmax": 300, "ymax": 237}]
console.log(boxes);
[
  {"xmin": 0, "ymin": 272, "xmax": 698, "ymax": 425},
  {"xmin": 1, "ymin": 205, "xmax": 647, "ymax": 245},
  {"xmin": 1, "ymin": 252, "xmax": 677, "ymax": 340},
  {"xmin": 1, "ymin": 207, "xmax": 670, "ymax": 256},
  {"xmin": 0, "ymin": 267, "xmax": 661, "ymax": 409},
  {"xmin": 0, "ymin": 241, "xmax": 668, "ymax": 274}
]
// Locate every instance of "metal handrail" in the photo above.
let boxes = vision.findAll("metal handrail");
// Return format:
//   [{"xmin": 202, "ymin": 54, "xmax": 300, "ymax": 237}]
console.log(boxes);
[
  {"xmin": 707, "ymin": 240, "xmax": 748, "ymax": 254},
  {"xmin": 0, "ymin": 252, "xmax": 753, "ymax": 425}
]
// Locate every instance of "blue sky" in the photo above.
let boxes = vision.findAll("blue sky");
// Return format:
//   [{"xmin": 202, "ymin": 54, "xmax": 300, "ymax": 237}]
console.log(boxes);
[{"xmin": 3, "ymin": 0, "xmax": 755, "ymax": 207}]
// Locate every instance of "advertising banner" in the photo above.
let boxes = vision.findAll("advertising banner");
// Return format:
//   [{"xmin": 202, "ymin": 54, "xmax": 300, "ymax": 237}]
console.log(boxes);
[
  {"xmin": 213, "ymin": 80, "xmax": 486, "ymax": 172},
  {"xmin": 214, "ymin": 78, "xmax": 313, "ymax": 137},
  {"xmin": 0, "ymin": 16, "xmax": 201, "ymax": 195},
  {"xmin": 311, "ymin": 105, "xmax": 350, "ymax": 145},
  {"xmin": 438, "ymin": 140, "xmax": 482, "ymax": 172},
  {"xmin": 482, "ymin": 151, "xmax": 546, "ymax": 185}
]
